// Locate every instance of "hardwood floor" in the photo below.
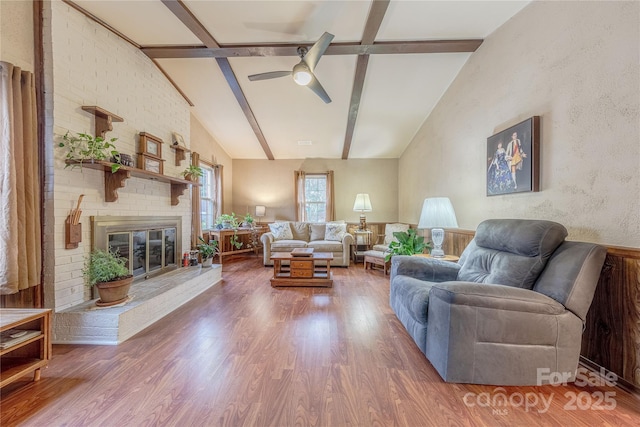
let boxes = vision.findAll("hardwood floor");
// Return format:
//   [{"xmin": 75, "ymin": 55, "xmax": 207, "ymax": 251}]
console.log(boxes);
[{"xmin": 1, "ymin": 257, "xmax": 639, "ymax": 426}]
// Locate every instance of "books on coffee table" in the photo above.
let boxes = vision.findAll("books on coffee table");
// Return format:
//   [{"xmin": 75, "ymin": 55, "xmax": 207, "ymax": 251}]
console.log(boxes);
[{"xmin": 291, "ymin": 248, "xmax": 314, "ymax": 257}]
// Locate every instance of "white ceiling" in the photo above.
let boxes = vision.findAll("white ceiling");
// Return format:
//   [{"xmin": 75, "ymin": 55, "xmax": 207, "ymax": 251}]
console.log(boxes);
[{"xmin": 72, "ymin": 0, "xmax": 530, "ymax": 160}]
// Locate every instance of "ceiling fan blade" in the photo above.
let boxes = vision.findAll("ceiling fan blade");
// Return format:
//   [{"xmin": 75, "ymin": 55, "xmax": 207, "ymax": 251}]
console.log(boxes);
[
  {"xmin": 303, "ymin": 32, "xmax": 334, "ymax": 71},
  {"xmin": 307, "ymin": 74, "xmax": 331, "ymax": 104},
  {"xmin": 248, "ymin": 71, "xmax": 291, "ymax": 81}
]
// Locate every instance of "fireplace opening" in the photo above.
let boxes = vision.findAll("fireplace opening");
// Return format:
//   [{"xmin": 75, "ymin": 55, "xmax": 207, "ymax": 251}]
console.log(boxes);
[{"xmin": 92, "ymin": 216, "xmax": 182, "ymax": 281}]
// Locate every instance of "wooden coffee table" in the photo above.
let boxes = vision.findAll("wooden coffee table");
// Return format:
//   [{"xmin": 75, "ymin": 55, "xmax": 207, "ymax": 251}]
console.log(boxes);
[{"xmin": 270, "ymin": 252, "xmax": 333, "ymax": 287}]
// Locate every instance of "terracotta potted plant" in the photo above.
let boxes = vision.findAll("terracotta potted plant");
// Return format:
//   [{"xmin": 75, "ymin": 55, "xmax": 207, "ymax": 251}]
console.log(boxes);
[
  {"xmin": 84, "ymin": 249, "xmax": 133, "ymax": 306},
  {"xmin": 181, "ymin": 164, "xmax": 203, "ymax": 181}
]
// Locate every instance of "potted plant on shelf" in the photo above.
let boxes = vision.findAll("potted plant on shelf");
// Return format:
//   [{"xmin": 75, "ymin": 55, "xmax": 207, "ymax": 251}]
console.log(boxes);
[
  {"xmin": 215, "ymin": 213, "xmax": 239, "ymax": 230},
  {"xmin": 197, "ymin": 236, "xmax": 219, "ymax": 267},
  {"xmin": 242, "ymin": 213, "xmax": 254, "ymax": 228},
  {"xmin": 59, "ymin": 131, "xmax": 122, "ymax": 173},
  {"xmin": 83, "ymin": 249, "xmax": 133, "ymax": 306},
  {"xmin": 384, "ymin": 229, "xmax": 432, "ymax": 262},
  {"xmin": 181, "ymin": 165, "xmax": 203, "ymax": 181}
]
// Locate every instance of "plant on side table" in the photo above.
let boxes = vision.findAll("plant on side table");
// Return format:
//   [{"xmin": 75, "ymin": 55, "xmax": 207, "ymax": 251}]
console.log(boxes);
[
  {"xmin": 242, "ymin": 213, "xmax": 254, "ymax": 228},
  {"xmin": 83, "ymin": 249, "xmax": 133, "ymax": 306},
  {"xmin": 214, "ymin": 213, "xmax": 243, "ymax": 249},
  {"xmin": 59, "ymin": 131, "xmax": 122, "ymax": 173},
  {"xmin": 385, "ymin": 229, "xmax": 432, "ymax": 262},
  {"xmin": 197, "ymin": 236, "xmax": 219, "ymax": 267}
]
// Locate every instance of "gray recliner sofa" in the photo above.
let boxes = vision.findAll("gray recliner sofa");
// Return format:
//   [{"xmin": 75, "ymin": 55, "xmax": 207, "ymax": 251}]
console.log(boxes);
[{"xmin": 389, "ymin": 219, "xmax": 606, "ymax": 385}]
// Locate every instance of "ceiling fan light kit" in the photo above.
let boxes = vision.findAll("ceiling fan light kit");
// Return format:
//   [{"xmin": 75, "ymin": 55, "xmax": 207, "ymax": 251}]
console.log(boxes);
[
  {"xmin": 248, "ymin": 32, "xmax": 335, "ymax": 103},
  {"xmin": 292, "ymin": 63, "xmax": 312, "ymax": 86}
]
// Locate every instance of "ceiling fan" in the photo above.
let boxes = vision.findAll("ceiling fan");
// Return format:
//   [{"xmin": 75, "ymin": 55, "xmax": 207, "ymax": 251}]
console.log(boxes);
[{"xmin": 248, "ymin": 32, "xmax": 335, "ymax": 104}]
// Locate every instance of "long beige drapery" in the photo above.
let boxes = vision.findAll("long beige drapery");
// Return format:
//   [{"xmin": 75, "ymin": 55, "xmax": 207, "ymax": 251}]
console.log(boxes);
[{"xmin": 0, "ymin": 61, "xmax": 41, "ymax": 294}]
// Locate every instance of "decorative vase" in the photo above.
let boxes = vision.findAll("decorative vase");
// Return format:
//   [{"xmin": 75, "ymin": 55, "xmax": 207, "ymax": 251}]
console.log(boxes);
[
  {"xmin": 95, "ymin": 276, "xmax": 133, "ymax": 307},
  {"xmin": 202, "ymin": 257, "xmax": 213, "ymax": 267}
]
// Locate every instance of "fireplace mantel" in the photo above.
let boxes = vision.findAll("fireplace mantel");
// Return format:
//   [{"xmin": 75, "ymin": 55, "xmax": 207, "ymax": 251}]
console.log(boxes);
[{"xmin": 65, "ymin": 160, "xmax": 197, "ymax": 205}]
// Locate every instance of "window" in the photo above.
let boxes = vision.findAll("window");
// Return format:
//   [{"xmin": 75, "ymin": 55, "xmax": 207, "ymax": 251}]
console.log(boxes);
[
  {"xmin": 200, "ymin": 164, "xmax": 216, "ymax": 229},
  {"xmin": 304, "ymin": 174, "xmax": 327, "ymax": 223}
]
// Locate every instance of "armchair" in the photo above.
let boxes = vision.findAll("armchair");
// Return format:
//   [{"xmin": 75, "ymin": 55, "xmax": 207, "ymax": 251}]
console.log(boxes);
[
  {"xmin": 390, "ymin": 219, "xmax": 606, "ymax": 385},
  {"xmin": 372, "ymin": 223, "xmax": 410, "ymax": 252}
]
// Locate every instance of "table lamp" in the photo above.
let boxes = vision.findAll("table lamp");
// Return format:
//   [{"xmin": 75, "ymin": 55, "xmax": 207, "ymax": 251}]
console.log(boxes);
[
  {"xmin": 353, "ymin": 193, "xmax": 372, "ymax": 230},
  {"xmin": 418, "ymin": 197, "xmax": 458, "ymax": 258},
  {"xmin": 255, "ymin": 205, "xmax": 266, "ymax": 225}
]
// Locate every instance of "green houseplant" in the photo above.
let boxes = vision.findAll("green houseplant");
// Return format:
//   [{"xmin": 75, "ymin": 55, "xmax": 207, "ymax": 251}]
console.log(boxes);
[
  {"xmin": 181, "ymin": 164, "xmax": 203, "ymax": 181},
  {"xmin": 197, "ymin": 236, "xmax": 219, "ymax": 267},
  {"xmin": 215, "ymin": 213, "xmax": 239, "ymax": 229},
  {"xmin": 83, "ymin": 249, "xmax": 133, "ymax": 306},
  {"xmin": 385, "ymin": 229, "xmax": 432, "ymax": 262},
  {"xmin": 242, "ymin": 213, "xmax": 254, "ymax": 228},
  {"xmin": 59, "ymin": 131, "xmax": 122, "ymax": 173},
  {"xmin": 214, "ymin": 213, "xmax": 243, "ymax": 249}
]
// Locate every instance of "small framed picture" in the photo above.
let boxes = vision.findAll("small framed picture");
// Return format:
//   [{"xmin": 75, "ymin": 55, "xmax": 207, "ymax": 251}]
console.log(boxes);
[
  {"xmin": 486, "ymin": 116, "xmax": 540, "ymax": 196},
  {"xmin": 139, "ymin": 132, "xmax": 163, "ymax": 158},
  {"xmin": 137, "ymin": 153, "xmax": 164, "ymax": 174},
  {"xmin": 172, "ymin": 132, "xmax": 185, "ymax": 147}
]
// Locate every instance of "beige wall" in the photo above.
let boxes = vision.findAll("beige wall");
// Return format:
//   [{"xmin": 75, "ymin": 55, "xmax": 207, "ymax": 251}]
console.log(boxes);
[
  {"xmin": 399, "ymin": 1, "xmax": 640, "ymax": 247},
  {"xmin": 190, "ymin": 114, "xmax": 233, "ymax": 213},
  {"xmin": 232, "ymin": 159, "xmax": 398, "ymax": 223},
  {"xmin": 0, "ymin": 0, "xmax": 34, "ymax": 71}
]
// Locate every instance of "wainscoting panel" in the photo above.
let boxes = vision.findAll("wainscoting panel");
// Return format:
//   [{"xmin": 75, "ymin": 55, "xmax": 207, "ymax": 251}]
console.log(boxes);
[{"xmin": 581, "ymin": 247, "xmax": 640, "ymax": 389}]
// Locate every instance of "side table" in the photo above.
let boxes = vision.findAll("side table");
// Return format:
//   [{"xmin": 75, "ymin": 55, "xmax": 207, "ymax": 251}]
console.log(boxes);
[{"xmin": 351, "ymin": 230, "xmax": 373, "ymax": 263}]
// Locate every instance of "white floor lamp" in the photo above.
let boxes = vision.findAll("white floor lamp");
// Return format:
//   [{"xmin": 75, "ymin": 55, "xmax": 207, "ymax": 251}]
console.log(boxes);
[{"xmin": 418, "ymin": 197, "xmax": 458, "ymax": 258}]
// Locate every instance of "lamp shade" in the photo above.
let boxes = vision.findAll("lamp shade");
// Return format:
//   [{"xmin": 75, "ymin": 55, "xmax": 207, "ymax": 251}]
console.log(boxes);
[
  {"xmin": 353, "ymin": 194, "xmax": 372, "ymax": 212},
  {"xmin": 255, "ymin": 205, "xmax": 266, "ymax": 217},
  {"xmin": 418, "ymin": 197, "xmax": 458, "ymax": 229}
]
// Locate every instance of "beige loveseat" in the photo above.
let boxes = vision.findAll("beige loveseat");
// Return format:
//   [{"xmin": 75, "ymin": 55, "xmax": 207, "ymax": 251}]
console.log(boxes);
[{"xmin": 261, "ymin": 222, "xmax": 354, "ymax": 267}]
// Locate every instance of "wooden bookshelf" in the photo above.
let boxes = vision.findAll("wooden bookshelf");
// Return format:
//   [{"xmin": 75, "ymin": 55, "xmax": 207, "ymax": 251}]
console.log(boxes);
[{"xmin": 0, "ymin": 309, "xmax": 52, "ymax": 388}]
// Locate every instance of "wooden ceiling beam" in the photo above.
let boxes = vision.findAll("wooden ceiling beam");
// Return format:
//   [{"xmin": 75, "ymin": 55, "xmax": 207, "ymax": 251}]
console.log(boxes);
[
  {"xmin": 342, "ymin": 55, "xmax": 369, "ymax": 160},
  {"xmin": 141, "ymin": 39, "xmax": 483, "ymax": 59},
  {"xmin": 216, "ymin": 58, "xmax": 275, "ymax": 160},
  {"xmin": 160, "ymin": 0, "xmax": 274, "ymax": 160},
  {"xmin": 341, "ymin": 0, "xmax": 390, "ymax": 159},
  {"xmin": 161, "ymin": 0, "xmax": 219, "ymax": 48},
  {"xmin": 361, "ymin": 0, "xmax": 390, "ymax": 45}
]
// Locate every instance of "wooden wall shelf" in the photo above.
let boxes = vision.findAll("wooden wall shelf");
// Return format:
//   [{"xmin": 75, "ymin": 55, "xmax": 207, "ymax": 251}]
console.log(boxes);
[
  {"xmin": 81, "ymin": 106, "xmax": 123, "ymax": 138},
  {"xmin": 65, "ymin": 160, "xmax": 197, "ymax": 206},
  {"xmin": 172, "ymin": 145, "xmax": 191, "ymax": 166}
]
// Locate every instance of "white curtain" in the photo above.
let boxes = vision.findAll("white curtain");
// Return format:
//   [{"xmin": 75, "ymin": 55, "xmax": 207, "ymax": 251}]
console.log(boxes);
[{"xmin": 0, "ymin": 61, "xmax": 41, "ymax": 294}]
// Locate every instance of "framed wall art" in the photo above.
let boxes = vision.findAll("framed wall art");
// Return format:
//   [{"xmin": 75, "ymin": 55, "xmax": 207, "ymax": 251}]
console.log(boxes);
[
  {"xmin": 139, "ymin": 132, "xmax": 163, "ymax": 158},
  {"xmin": 172, "ymin": 132, "xmax": 185, "ymax": 147},
  {"xmin": 137, "ymin": 153, "xmax": 165, "ymax": 174},
  {"xmin": 486, "ymin": 116, "xmax": 540, "ymax": 196}
]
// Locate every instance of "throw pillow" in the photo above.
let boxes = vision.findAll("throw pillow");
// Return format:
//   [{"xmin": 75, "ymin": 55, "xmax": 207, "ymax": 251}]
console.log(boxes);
[
  {"xmin": 291, "ymin": 222, "xmax": 310, "ymax": 241},
  {"xmin": 325, "ymin": 223, "xmax": 346, "ymax": 241},
  {"xmin": 310, "ymin": 223, "xmax": 326, "ymax": 241},
  {"xmin": 269, "ymin": 222, "xmax": 293, "ymax": 241}
]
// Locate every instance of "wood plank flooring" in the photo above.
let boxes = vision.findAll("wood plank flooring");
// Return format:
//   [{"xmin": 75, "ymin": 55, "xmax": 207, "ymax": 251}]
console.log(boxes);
[{"xmin": 1, "ymin": 257, "xmax": 639, "ymax": 426}]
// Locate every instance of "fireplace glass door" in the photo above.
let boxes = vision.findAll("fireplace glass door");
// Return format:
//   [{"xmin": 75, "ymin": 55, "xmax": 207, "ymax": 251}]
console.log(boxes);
[{"xmin": 108, "ymin": 227, "xmax": 177, "ymax": 279}]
